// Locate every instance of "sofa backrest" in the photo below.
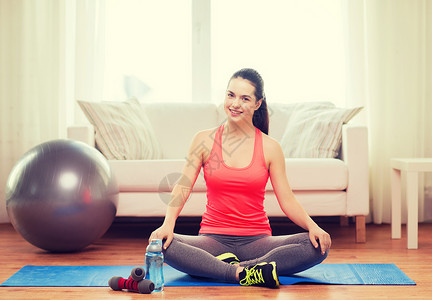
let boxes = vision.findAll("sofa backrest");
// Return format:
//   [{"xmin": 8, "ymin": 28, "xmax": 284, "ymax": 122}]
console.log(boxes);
[
  {"xmin": 143, "ymin": 102, "xmax": 220, "ymax": 159},
  {"xmin": 142, "ymin": 102, "xmax": 296, "ymax": 159},
  {"xmin": 267, "ymin": 103, "xmax": 295, "ymax": 142}
]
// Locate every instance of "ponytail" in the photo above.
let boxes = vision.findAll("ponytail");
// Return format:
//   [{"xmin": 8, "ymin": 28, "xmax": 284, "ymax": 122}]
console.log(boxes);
[{"xmin": 253, "ymin": 96, "xmax": 269, "ymax": 135}]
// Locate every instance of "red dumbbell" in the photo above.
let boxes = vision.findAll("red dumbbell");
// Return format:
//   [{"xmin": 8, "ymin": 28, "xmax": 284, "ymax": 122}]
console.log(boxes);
[
  {"xmin": 108, "ymin": 266, "xmax": 154, "ymax": 294},
  {"xmin": 109, "ymin": 276, "xmax": 154, "ymax": 294}
]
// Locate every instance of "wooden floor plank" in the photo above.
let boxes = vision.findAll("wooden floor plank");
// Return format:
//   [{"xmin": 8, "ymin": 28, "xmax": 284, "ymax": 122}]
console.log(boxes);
[{"xmin": 1, "ymin": 221, "xmax": 431, "ymax": 299}]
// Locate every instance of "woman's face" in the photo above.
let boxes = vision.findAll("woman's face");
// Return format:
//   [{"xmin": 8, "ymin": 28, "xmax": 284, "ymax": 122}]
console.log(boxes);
[{"xmin": 224, "ymin": 77, "xmax": 262, "ymax": 124}]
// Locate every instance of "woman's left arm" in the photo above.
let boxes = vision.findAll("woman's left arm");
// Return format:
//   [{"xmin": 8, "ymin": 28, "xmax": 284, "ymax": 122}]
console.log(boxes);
[{"xmin": 266, "ymin": 138, "xmax": 331, "ymax": 255}]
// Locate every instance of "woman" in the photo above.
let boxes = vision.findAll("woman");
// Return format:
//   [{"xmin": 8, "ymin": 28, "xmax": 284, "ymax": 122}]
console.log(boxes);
[{"xmin": 149, "ymin": 68, "xmax": 331, "ymax": 288}]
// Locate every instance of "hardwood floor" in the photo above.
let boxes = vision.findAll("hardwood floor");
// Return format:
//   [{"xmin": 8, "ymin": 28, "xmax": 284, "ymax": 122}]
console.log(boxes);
[{"xmin": 1, "ymin": 220, "xmax": 431, "ymax": 299}]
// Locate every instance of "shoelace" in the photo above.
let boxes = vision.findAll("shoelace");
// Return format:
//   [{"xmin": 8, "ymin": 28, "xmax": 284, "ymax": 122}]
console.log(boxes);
[{"xmin": 239, "ymin": 265, "xmax": 265, "ymax": 286}]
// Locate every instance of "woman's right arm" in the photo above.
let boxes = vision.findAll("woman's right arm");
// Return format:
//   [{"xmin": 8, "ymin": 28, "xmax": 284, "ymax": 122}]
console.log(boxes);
[{"xmin": 149, "ymin": 131, "xmax": 208, "ymax": 249}]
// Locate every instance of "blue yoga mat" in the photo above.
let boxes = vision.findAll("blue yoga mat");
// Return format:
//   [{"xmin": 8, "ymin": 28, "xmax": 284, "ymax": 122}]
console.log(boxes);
[{"xmin": 0, "ymin": 264, "xmax": 415, "ymax": 287}]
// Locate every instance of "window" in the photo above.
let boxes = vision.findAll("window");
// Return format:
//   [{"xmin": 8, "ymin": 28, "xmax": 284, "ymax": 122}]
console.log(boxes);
[
  {"xmin": 211, "ymin": 0, "xmax": 346, "ymax": 106},
  {"xmin": 103, "ymin": 0, "xmax": 345, "ymax": 106},
  {"xmin": 104, "ymin": 0, "xmax": 192, "ymax": 102}
]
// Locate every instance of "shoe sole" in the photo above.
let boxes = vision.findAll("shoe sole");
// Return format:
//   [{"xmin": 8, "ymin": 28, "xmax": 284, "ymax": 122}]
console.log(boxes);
[{"xmin": 269, "ymin": 261, "xmax": 280, "ymax": 288}]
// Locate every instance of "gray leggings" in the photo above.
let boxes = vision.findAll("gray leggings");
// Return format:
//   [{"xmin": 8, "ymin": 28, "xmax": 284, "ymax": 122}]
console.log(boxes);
[{"xmin": 163, "ymin": 232, "xmax": 328, "ymax": 283}]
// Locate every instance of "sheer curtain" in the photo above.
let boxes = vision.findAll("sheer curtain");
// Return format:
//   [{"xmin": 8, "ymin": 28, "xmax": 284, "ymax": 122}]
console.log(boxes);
[
  {"xmin": 74, "ymin": 0, "xmax": 106, "ymax": 123},
  {"xmin": 0, "ymin": 0, "xmax": 104, "ymax": 223},
  {"xmin": 0, "ymin": 0, "xmax": 65, "ymax": 222},
  {"xmin": 344, "ymin": 0, "xmax": 432, "ymax": 223}
]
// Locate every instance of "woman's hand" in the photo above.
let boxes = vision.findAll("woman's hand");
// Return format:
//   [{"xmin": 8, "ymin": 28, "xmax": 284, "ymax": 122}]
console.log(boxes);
[
  {"xmin": 308, "ymin": 226, "xmax": 331, "ymax": 255},
  {"xmin": 149, "ymin": 224, "xmax": 174, "ymax": 250}
]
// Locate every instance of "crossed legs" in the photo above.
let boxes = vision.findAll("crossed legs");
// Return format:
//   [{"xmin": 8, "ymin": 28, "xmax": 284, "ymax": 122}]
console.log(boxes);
[{"xmin": 163, "ymin": 232, "xmax": 328, "ymax": 282}]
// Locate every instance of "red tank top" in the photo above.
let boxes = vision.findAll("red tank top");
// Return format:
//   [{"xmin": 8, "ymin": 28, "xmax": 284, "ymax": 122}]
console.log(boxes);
[{"xmin": 199, "ymin": 124, "xmax": 272, "ymax": 236}]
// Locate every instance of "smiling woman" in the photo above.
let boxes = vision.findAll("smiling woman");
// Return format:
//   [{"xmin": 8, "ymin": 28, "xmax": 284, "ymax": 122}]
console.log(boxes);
[{"xmin": 147, "ymin": 68, "xmax": 331, "ymax": 289}]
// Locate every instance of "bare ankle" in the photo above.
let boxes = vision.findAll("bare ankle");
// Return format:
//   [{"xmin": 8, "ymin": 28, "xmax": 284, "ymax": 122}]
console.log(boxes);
[{"xmin": 235, "ymin": 266, "xmax": 244, "ymax": 281}]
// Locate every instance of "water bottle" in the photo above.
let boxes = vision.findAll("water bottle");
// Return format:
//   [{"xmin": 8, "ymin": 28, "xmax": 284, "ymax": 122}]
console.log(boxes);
[{"xmin": 145, "ymin": 239, "xmax": 164, "ymax": 292}]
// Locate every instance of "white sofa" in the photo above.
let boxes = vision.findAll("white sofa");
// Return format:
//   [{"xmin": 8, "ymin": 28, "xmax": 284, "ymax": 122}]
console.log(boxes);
[{"xmin": 68, "ymin": 102, "xmax": 369, "ymax": 242}]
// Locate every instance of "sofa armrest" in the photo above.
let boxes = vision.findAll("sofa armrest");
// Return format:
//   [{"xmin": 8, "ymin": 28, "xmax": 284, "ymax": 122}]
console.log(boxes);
[
  {"xmin": 341, "ymin": 125, "xmax": 369, "ymax": 216},
  {"xmin": 67, "ymin": 125, "xmax": 95, "ymax": 147}
]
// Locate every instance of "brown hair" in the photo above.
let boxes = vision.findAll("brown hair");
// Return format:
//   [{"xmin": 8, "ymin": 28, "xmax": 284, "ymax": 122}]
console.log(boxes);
[{"xmin": 230, "ymin": 68, "xmax": 269, "ymax": 135}]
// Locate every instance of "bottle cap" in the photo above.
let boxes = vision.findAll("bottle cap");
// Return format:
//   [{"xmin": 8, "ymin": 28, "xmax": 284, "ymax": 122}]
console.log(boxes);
[{"xmin": 146, "ymin": 239, "xmax": 162, "ymax": 252}]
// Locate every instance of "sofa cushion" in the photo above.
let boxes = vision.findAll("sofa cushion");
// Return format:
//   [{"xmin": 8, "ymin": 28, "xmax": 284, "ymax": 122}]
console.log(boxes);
[
  {"xmin": 267, "ymin": 102, "xmax": 335, "ymax": 142},
  {"xmin": 110, "ymin": 158, "xmax": 347, "ymax": 193},
  {"xmin": 143, "ymin": 102, "xmax": 220, "ymax": 159},
  {"xmin": 280, "ymin": 103, "xmax": 362, "ymax": 158},
  {"xmin": 77, "ymin": 98, "xmax": 162, "ymax": 160},
  {"xmin": 279, "ymin": 158, "xmax": 348, "ymax": 190},
  {"xmin": 264, "ymin": 191, "xmax": 347, "ymax": 217},
  {"xmin": 109, "ymin": 160, "xmax": 208, "ymax": 193}
]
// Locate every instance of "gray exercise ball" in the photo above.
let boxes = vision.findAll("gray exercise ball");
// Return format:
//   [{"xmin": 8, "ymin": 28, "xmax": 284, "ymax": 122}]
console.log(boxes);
[{"xmin": 6, "ymin": 139, "xmax": 119, "ymax": 252}]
